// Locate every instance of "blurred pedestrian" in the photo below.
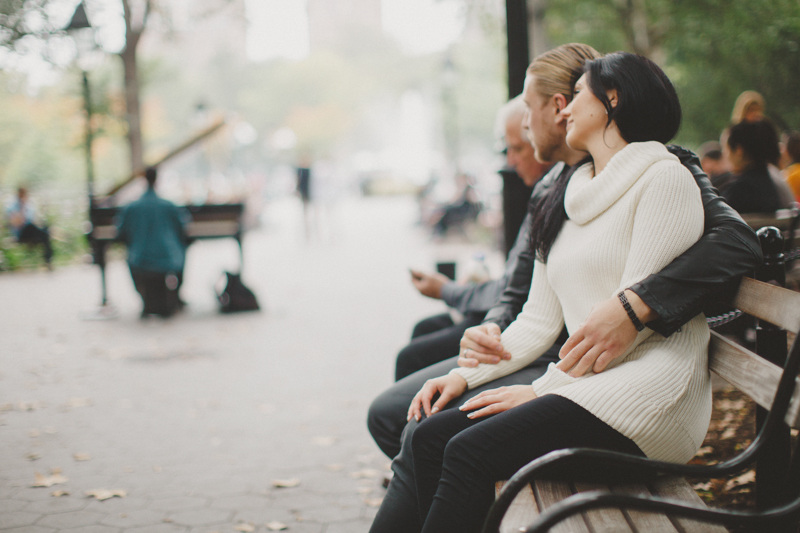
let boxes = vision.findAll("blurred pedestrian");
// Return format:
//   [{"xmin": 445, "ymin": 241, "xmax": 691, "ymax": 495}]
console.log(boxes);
[
  {"xmin": 296, "ymin": 156, "xmax": 315, "ymax": 241},
  {"xmin": 782, "ymin": 131, "xmax": 800, "ymax": 203},
  {"xmin": 720, "ymin": 120, "xmax": 781, "ymax": 214},
  {"xmin": 116, "ymin": 167, "xmax": 189, "ymax": 318},
  {"xmin": 731, "ymin": 90, "xmax": 765, "ymax": 124},
  {"xmin": 5, "ymin": 186, "xmax": 53, "ymax": 269},
  {"xmin": 698, "ymin": 141, "xmax": 733, "ymax": 189}
]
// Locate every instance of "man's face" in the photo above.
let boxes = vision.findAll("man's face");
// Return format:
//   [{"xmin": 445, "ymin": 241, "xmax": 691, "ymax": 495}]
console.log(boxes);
[
  {"xmin": 521, "ymin": 75, "xmax": 568, "ymax": 164},
  {"xmin": 505, "ymin": 116, "xmax": 548, "ymax": 187}
]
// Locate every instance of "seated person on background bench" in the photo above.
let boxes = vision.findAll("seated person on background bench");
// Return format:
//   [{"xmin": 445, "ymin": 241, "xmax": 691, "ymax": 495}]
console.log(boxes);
[
  {"xmin": 399, "ymin": 96, "xmax": 552, "ymax": 382},
  {"xmin": 5, "ymin": 186, "xmax": 53, "ymax": 269},
  {"xmin": 368, "ymin": 44, "xmax": 763, "ymax": 533},
  {"xmin": 720, "ymin": 120, "xmax": 782, "ymax": 214},
  {"xmin": 115, "ymin": 167, "xmax": 189, "ymax": 318}
]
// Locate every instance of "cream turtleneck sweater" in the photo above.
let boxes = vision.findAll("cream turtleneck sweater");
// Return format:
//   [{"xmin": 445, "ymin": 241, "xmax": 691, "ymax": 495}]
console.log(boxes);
[{"xmin": 452, "ymin": 141, "xmax": 711, "ymax": 463}]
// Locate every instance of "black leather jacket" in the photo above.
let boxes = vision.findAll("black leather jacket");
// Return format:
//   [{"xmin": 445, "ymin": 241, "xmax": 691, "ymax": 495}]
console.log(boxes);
[{"xmin": 482, "ymin": 145, "xmax": 763, "ymax": 338}]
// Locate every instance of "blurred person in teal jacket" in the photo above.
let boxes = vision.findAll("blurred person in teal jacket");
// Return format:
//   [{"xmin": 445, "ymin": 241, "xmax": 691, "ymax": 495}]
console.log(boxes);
[{"xmin": 116, "ymin": 167, "xmax": 189, "ymax": 317}]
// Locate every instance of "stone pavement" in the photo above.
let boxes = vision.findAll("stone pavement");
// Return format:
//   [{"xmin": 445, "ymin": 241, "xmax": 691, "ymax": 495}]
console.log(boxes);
[{"xmin": 0, "ymin": 195, "xmax": 502, "ymax": 533}]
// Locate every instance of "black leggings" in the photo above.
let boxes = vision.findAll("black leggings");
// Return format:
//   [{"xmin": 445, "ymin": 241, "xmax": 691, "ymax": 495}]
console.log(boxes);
[{"xmin": 412, "ymin": 394, "xmax": 644, "ymax": 533}]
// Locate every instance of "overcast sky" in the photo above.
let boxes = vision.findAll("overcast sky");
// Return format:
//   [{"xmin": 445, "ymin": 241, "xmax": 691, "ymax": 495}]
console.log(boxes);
[{"xmin": 245, "ymin": 0, "xmax": 465, "ymax": 61}]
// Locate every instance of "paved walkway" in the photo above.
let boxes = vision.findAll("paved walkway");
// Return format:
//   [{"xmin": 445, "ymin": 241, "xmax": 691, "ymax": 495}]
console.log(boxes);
[{"xmin": 0, "ymin": 195, "xmax": 500, "ymax": 533}]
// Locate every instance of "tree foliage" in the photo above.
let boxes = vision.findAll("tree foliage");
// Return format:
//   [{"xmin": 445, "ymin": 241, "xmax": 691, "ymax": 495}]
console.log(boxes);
[{"xmin": 543, "ymin": 0, "xmax": 800, "ymax": 145}]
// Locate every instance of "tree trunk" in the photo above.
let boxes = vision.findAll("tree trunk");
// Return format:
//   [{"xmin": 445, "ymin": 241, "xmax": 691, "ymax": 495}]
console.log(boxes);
[
  {"xmin": 120, "ymin": 0, "xmax": 149, "ymax": 175},
  {"xmin": 120, "ymin": 43, "xmax": 143, "ymax": 174}
]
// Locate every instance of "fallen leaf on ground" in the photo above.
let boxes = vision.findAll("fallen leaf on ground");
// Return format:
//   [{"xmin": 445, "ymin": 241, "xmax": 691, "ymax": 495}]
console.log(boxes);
[
  {"xmin": 364, "ymin": 497, "xmax": 384, "ymax": 507},
  {"xmin": 357, "ymin": 487, "xmax": 371, "ymax": 494},
  {"xmin": 266, "ymin": 521, "xmax": 288, "ymax": 531},
  {"xmin": 717, "ymin": 399, "xmax": 746, "ymax": 411},
  {"xmin": 163, "ymin": 518, "xmax": 173, "ymax": 523},
  {"xmin": 29, "ymin": 429, "xmax": 41, "ymax": 437},
  {"xmin": 272, "ymin": 478, "xmax": 301, "ymax": 488},
  {"xmin": 234, "ymin": 523, "xmax": 255, "ymax": 532},
  {"xmin": 720, "ymin": 428, "xmax": 737, "ymax": 440},
  {"xmin": 26, "ymin": 452, "xmax": 41, "ymax": 461},
  {"xmin": 73, "ymin": 453, "xmax": 91, "ymax": 461},
  {"xmin": 725, "ymin": 470, "xmax": 756, "ymax": 491},
  {"xmin": 695, "ymin": 446, "xmax": 714, "ymax": 457},
  {"xmin": 51, "ymin": 490, "xmax": 69, "ymax": 497},
  {"xmin": 693, "ymin": 482, "xmax": 713, "ymax": 491},
  {"xmin": 153, "ymin": 465, "xmax": 163, "ymax": 473},
  {"xmin": 65, "ymin": 398, "xmax": 92, "ymax": 408},
  {"xmin": 17, "ymin": 401, "xmax": 44, "ymax": 411},
  {"xmin": 312, "ymin": 436, "xmax": 337, "ymax": 446},
  {"xmin": 85, "ymin": 489, "xmax": 127, "ymax": 501},
  {"xmin": 32, "ymin": 471, "xmax": 68, "ymax": 487},
  {"xmin": 349, "ymin": 469, "xmax": 379, "ymax": 479},
  {"xmin": 325, "ymin": 463, "xmax": 344, "ymax": 472},
  {"xmin": 0, "ymin": 403, "xmax": 13, "ymax": 412}
]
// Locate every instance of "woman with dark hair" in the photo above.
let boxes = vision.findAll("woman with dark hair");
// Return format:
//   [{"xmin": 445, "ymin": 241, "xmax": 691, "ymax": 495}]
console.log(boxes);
[
  {"xmin": 404, "ymin": 52, "xmax": 710, "ymax": 533},
  {"xmin": 720, "ymin": 120, "xmax": 781, "ymax": 214}
]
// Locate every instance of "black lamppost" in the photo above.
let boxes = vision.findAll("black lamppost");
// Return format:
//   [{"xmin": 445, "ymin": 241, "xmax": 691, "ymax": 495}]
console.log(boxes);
[
  {"xmin": 66, "ymin": 3, "xmax": 114, "ymax": 317},
  {"xmin": 65, "ymin": 1, "xmax": 97, "ymax": 211}
]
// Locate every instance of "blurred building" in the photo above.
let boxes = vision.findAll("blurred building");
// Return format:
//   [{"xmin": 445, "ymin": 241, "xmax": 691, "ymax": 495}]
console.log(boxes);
[{"xmin": 306, "ymin": 0, "xmax": 382, "ymax": 51}]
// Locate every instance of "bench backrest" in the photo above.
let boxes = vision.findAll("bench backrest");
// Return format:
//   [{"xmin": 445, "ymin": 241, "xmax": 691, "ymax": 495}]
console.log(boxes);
[{"xmin": 709, "ymin": 277, "xmax": 800, "ymax": 428}]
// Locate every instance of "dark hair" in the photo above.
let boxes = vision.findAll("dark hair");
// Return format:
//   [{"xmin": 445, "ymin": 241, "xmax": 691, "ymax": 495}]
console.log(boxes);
[
  {"xmin": 145, "ymin": 167, "xmax": 158, "ymax": 187},
  {"xmin": 528, "ymin": 52, "xmax": 682, "ymax": 262},
  {"xmin": 784, "ymin": 131, "xmax": 800, "ymax": 164},
  {"xmin": 726, "ymin": 120, "xmax": 780, "ymax": 167},
  {"xmin": 585, "ymin": 52, "xmax": 681, "ymax": 144}
]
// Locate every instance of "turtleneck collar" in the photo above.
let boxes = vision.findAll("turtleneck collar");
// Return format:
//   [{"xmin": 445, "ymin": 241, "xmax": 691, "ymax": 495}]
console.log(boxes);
[{"xmin": 564, "ymin": 141, "xmax": 678, "ymax": 225}]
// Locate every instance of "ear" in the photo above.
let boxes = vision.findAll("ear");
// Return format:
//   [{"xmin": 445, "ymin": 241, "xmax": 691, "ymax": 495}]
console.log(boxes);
[
  {"xmin": 553, "ymin": 93, "xmax": 569, "ymax": 124},
  {"xmin": 607, "ymin": 88, "xmax": 619, "ymax": 109}
]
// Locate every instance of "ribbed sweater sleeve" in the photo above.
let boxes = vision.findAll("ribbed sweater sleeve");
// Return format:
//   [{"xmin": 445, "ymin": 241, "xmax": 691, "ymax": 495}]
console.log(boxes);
[
  {"xmin": 618, "ymin": 160, "xmax": 705, "ymax": 293},
  {"xmin": 450, "ymin": 259, "xmax": 564, "ymax": 389}
]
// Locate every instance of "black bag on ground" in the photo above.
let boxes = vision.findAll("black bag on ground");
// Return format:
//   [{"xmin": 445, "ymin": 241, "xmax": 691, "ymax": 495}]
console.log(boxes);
[{"xmin": 217, "ymin": 272, "xmax": 260, "ymax": 313}]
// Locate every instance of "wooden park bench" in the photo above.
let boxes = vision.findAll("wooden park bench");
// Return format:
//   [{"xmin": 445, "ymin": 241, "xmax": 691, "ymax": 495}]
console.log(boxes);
[{"xmin": 483, "ymin": 227, "xmax": 800, "ymax": 533}]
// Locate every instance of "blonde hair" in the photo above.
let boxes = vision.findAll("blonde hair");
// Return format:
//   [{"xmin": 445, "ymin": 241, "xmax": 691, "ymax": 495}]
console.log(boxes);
[
  {"xmin": 526, "ymin": 43, "xmax": 602, "ymax": 102},
  {"xmin": 731, "ymin": 90, "xmax": 765, "ymax": 124}
]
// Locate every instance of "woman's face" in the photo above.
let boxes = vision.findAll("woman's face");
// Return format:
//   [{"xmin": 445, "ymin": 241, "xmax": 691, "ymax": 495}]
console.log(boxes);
[{"xmin": 562, "ymin": 74, "xmax": 611, "ymax": 152}]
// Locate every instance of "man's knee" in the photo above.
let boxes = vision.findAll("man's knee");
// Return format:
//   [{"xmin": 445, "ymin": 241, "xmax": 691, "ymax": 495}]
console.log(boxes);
[
  {"xmin": 367, "ymin": 390, "xmax": 406, "ymax": 459},
  {"xmin": 395, "ymin": 343, "xmax": 423, "ymax": 381}
]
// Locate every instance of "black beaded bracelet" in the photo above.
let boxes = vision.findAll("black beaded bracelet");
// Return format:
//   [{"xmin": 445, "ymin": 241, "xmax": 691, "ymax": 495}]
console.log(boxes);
[{"xmin": 617, "ymin": 291, "xmax": 646, "ymax": 332}]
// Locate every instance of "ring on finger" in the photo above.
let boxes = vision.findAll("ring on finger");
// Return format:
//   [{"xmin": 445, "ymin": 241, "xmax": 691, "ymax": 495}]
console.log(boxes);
[{"xmin": 464, "ymin": 348, "xmax": 470, "ymax": 358}]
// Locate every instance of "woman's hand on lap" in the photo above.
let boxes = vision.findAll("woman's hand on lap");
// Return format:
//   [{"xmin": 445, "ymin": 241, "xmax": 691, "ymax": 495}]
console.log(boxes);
[
  {"xmin": 459, "ymin": 385, "xmax": 536, "ymax": 419},
  {"xmin": 408, "ymin": 374, "xmax": 468, "ymax": 422},
  {"xmin": 557, "ymin": 291, "xmax": 655, "ymax": 377}
]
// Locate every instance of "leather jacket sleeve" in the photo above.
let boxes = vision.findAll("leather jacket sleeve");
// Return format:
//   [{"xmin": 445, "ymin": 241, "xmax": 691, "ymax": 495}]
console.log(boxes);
[
  {"xmin": 483, "ymin": 146, "xmax": 763, "ymax": 337},
  {"xmin": 629, "ymin": 145, "xmax": 762, "ymax": 337}
]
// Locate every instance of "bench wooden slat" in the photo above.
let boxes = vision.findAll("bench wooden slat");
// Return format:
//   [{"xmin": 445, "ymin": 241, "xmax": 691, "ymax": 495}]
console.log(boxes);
[
  {"xmin": 495, "ymin": 482, "xmax": 540, "ymax": 533},
  {"xmin": 734, "ymin": 277, "xmax": 800, "ymax": 334},
  {"xmin": 573, "ymin": 481, "xmax": 635, "ymax": 532},
  {"xmin": 649, "ymin": 477, "xmax": 728, "ymax": 533},
  {"xmin": 612, "ymin": 483, "xmax": 679, "ymax": 533},
  {"xmin": 709, "ymin": 331, "xmax": 800, "ymax": 429},
  {"xmin": 533, "ymin": 480, "xmax": 591, "ymax": 533}
]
